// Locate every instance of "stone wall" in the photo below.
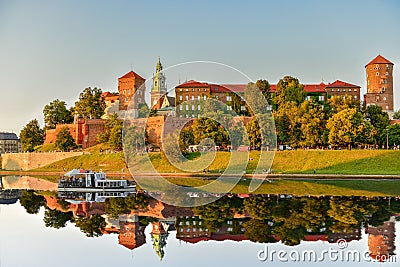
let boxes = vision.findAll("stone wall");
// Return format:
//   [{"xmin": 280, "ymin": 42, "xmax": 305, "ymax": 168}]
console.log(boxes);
[{"xmin": 1, "ymin": 151, "xmax": 83, "ymax": 171}]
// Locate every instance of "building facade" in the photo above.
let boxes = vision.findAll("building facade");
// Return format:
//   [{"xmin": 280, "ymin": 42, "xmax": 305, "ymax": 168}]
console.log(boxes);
[
  {"xmin": 0, "ymin": 132, "xmax": 22, "ymax": 154},
  {"xmin": 364, "ymin": 55, "xmax": 394, "ymax": 114},
  {"xmin": 325, "ymin": 80, "xmax": 361, "ymax": 100}
]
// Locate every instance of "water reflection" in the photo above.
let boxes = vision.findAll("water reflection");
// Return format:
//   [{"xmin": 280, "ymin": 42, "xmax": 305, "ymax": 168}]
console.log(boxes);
[{"xmin": 1, "ymin": 175, "xmax": 400, "ymax": 265}]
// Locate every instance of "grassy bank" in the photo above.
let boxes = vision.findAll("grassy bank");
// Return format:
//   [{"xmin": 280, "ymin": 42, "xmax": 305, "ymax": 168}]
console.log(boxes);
[{"xmin": 28, "ymin": 149, "xmax": 400, "ymax": 175}]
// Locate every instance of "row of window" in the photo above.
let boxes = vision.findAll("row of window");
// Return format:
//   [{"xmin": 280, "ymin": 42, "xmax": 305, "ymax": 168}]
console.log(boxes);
[
  {"xmin": 330, "ymin": 88, "xmax": 358, "ymax": 92},
  {"xmin": 179, "ymin": 88, "xmax": 208, "ymax": 92},
  {"xmin": 178, "ymin": 104, "xmax": 246, "ymax": 111},
  {"xmin": 178, "ymin": 95, "xmax": 234, "ymax": 102},
  {"xmin": 306, "ymin": 96, "xmax": 325, "ymax": 101}
]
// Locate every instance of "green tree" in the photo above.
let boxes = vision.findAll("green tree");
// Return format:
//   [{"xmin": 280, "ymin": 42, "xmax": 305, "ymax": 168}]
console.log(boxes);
[
  {"xmin": 243, "ymin": 219, "xmax": 277, "ymax": 243},
  {"xmin": 192, "ymin": 117, "xmax": 229, "ymax": 147},
  {"xmin": 179, "ymin": 127, "xmax": 194, "ymax": 151},
  {"xmin": 380, "ymin": 123, "xmax": 400, "ymax": 147},
  {"xmin": 44, "ymin": 208, "xmax": 74, "ymax": 229},
  {"xmin": 20, "ymin": 119, "xmax": 44, "ymax": 152},
  {"xmin": 138, "ymin": 103, "xmax": 150, "ymax": 118},
  {"xmin": 19, "ymin": 190, "xmax": 45, "ymax": 214},
  {"xmin": 75, "ymin": 215, "xmax": 106, "ymax": 237},
  {"xmin": 98, "ymin": 113, "xmax": 123, "ymax": 150},
  {"xmin": 363, "ymin": 105, "xmax": 390, "ymax": 145},
  {"xmin": 43, "ymin": 99, "xmax": 74, "ymax": 130},
  {"xmin": 273, "ymin": 76, "xmax": 306, "ymax": 109},
  {"xmin": 74, "ymin": 87, "xmax": 105, "ymax": 119},
  {"xmin": 256, "ymin": 79, "xmax": 273, "ymax": 105},
  {"xmin": 55, "ymin": 126, "xmax": 77, "ymax": 151},
  {"xmin": 393, "ymin": 110, "xmax": 400, "ymax": 120},
  {"xmin": 273, "ymin": 101, "xmax": 301, "ymax": 146},
  {"xmin": 327, "ymin": 108, "xmax": 375, "ymax": 148}
]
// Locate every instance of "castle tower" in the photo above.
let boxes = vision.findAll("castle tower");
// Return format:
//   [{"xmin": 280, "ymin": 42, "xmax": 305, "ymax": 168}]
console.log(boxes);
[
  {"xmin": 366, "ymin": 217, "xmax": 396, "ymax": 262},
  {"xmin": 118, "ymin": 70, "xmax": 146, "ymax": 112},
  {"xmin": 151, "ymin": 57, "xmax": 167, "ymax": 110},
  {"xmin": 365, "ymin": 55, "xmax": 394, "ymax": 114}
]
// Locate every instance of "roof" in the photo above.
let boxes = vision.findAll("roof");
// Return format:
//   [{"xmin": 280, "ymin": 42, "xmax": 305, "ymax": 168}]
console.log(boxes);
[
  {"xmin": 270, "ymin": 83, "xmax": 326, "ymax": 93},
  {"xmin": 176, "ymin": 81, "xmax": 246, "ymax": 93},
  {"xmin": 176, "ymin": 80, "xmax": 211, "ymax": 88},
  {"xmin": 366, "ymin": 55, "xmax": 394, "ymax": 67},
  {"xmin": 221, "ymin": 84, "xmax": 246, "ymax": 93},
  {"xmin": 0, "ymin": 132, "xmax": 19, "ymax": 140},
  {"xmin": 119, "ymin": 70, "xmax": 145, "ymax": 81},
  {"xmin": 325, "ymin": 80, "xmax": 360, "ymax": 88}
]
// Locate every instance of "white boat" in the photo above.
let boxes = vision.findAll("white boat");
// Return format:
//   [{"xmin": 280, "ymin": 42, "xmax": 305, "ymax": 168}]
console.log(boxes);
[{"xmin": 58, "ymin": 169, "xmax": 136, "ymax": 192}]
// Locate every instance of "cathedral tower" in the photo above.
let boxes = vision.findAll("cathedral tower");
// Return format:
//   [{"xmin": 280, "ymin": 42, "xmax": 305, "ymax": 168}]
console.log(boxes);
[{"xmin": 151, "ymin": 57, "xmax": 167, "ymax": 109}]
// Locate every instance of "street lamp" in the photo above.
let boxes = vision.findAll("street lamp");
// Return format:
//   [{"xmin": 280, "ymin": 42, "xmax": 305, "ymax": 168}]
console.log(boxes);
[{"xmin": 386, "ymin": 127, "xmax": 389, "ymax": 150}]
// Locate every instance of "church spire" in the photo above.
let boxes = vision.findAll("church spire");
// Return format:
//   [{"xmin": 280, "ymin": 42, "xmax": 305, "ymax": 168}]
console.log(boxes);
[{"xmin": 156, "ymin": 56, "xmax": 163, "ymax": 72}]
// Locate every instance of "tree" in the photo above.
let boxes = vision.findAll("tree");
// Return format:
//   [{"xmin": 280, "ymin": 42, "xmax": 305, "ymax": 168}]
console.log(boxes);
[
  {"xmin": 297, "ymin": 99, "xmax": 326, "ymax": 148},
  {"xmin": 138, "ymin": 103, "xmax": 150, "ymax": 118},
  {"xmin": 75, "ymin": 215, "xmax": 106, "ymax": 237},
  {"xmin": 20, "ymin": 119, "xmax": 44, "ymax": 152},
  {"xmin": 380, "ymin": 123, "xmax": 400, "ymax": 147},
  {"xmin": 179, "ymin": 127, "xmax": 194, "ymax": 151},
  {"xmin": 273, "ymin": 76, "xmax": 306, "ymax": 109},
  {"xmin": 44, "ymin": 208, "xmax": 74, "ymax": 229},
  {"xmin": 97, "ymin": 113, "xmax": 123, "ymax": 150},
  {"xmin": 43, "ymin": 99, "xmax": 74, "ymax": 130},
  {"xmin": 393, "ymin": 110, "xmax": 400, "ymax": 120},
  {"xmin": 19, "ymin": 190, "xmax": 45, "ymax": 214},
  {"xmin": 243, "ymin": 219, "xmax": 277, "ymax": 243},
  {"xmin": 327, "ymin": 95, "xmax": 360, "ymax": 116},
  {"xmin": 327, "ymin": 108, "xmax": 375, "ymax": 148},
  {"xmin": 256, "ymin": 79, "xmax": 273, "ymax": 105},
  {"xmin": 74, "ymin": 87, "xmax": 105, "ymax": 119},
  {"xmin": 246, "ymin": 117, "xmax": 261, "ymax": 149},
  {"xmin": 192, "ymin": 117, "xmax": 229, "ymax": 147},
  {"xmin": 363, "ymin": 105, "xmax": 390, "ymax": 145},
  {"xmin": 273, "ymin": 101, "xmax": 301, "ymax": 146},
  {"xmin": 55, "ymin": 126, "xmax": 77, "ymax": 151}
]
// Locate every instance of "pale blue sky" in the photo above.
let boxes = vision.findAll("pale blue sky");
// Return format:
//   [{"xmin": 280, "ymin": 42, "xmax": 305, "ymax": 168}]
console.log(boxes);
[{"xmin": 0, "ymin": 0, "xmax": 399, "ymax": 133}]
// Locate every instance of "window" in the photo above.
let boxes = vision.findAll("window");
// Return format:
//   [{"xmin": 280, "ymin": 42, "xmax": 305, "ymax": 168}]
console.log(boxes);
[
  {"xmin": 155, "ymin": 81, "xmax": 157, "ymax": 87},
  {"xmin": 203, "ymin": 95, "xmax": 207, "ymax": 100},
  {"xmin": 186, "ymin": 105, "xmax": 189, "ymax": 110},
  {"xmin": 376, "ymin": 72, "xmax": 379, "ymax": 76},
  {"xmin": 179, "ymin": 95, "xmax": 182, "ymax": 100},
  {"xmin": 204, "ymin": 89, "xmax": 207, "ymax": 91},
  {"xmin": 306, "ymin": 96, "xmax": 311, "ymax": 100},
  {"xmin": 348, "ymin": 89, "xmax": 352, "ymax": 92},
  {"xmin": 354, "ymin": 96, "xmax": 358, "ymax": 100},
  {"xmin": 186, "ymin": 95, "xmax": 189, "ymax": 100},
  {"xmin": 180, "ymin": 88, "xmax": 183, "ymax": 91},
  {"xmin": 383, "ymin": 97, "xmax": 387, "ymax": 101},
  {"xmin": 191, "ymin": 95, "xmax": 194, "ymax": 100},
  {"xmin": 337, "ymin": 89, "xmax": 340, "ymax": 92},
  {"xmin": 192, "ymin": 88, "xmax": 195, "ymax": 92},
  {"xmin": 197, "ymin": 96, "xmax": 200, "ymax": 101},
  {"xmin": 382, "ymin": 87, "xmax": 386, "ymax": 92},
  {"xmin": 227, "ymin": 105, "xmax": 232, "ymax": 111},
  {"xmin": 125, "ymin": 97, "xmax": 129, "ymax": 102},
  {"xmin": 215, "ymin": 95, "xmax": 219, "ymax": 100},
  {"xmin": 186, "ymin": 88, "xmax": 189, "ymax": 91},
  {"xmin": 319, "ymin": 95, "xmax": 324, "ymax": 101},
  {"xmin": 354, "ymin": 89, "xmax": 357, "ymax": 92},
  {"xmin": 192, "ymin": 105, "xmax": 195, "ymax": 110},
  {"xmin": 386, "ymin": 72, "xmax": 389, "ymax": 76},
  {"xmin": 179, "ymin": 105, "xmax": 182, "ymax": 110},
  {"xmin": 331, "ymin": 89, "xmax": 334, "ymax": 92},
  {"xmin": 226, "ymin": 96, "xmax": 232, "ymax": 101},
  {"xmin": 198, "ymin": 105, "xmax": 201, "ymax": 110},
  {"xmin": 386, "ymin": 105, "xmax": 389, "ymax": 110},
  {"xmin": 241, "ymin": 106, "xmax": 246, "ymax": 111}
]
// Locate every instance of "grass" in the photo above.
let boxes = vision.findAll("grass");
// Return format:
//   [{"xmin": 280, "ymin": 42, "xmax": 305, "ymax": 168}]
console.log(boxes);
[
  {"xmin": 25, "ymin": 149, "xmax": 400, "ymax": 175},
  {"xmin": 136, "ymin": 177, "xmax": 400, "ymax": 196}
]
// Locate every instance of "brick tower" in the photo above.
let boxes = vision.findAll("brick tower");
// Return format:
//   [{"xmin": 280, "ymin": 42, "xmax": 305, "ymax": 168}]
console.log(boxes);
[
  {"xmin": 118, "ymin": 70, "xmax": 146, "ymax": 112},
  {"xmin": 365, "ymin": 55, "xmax": 394, "ymax": 114}
]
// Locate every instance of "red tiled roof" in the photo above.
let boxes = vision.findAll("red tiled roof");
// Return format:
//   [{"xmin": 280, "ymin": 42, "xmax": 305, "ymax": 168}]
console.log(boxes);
[
  {"xmin": 366, "ymin": 55, "xmax": 394, "ymax": 67},
  {"xmin": 325, "ymin": 80, "xmax": 360, "ymax": 88},
  {"xmin": 270, "ymin": 83, "xmax": 326, "ymax": 93},
  {"xmin": 119, "ymin": 70, "xmax": 145, "ymax": 80},
  {"xmin": 179, "ymin": 237, "xmax": 210, "ymax": 244},
  {"xmin": 221, "ymin": 84, "xmax": 246, "ymax": 93},
  {"xmin": 176, "ymin": 80, "xmax": 210, "ymax": 88}
]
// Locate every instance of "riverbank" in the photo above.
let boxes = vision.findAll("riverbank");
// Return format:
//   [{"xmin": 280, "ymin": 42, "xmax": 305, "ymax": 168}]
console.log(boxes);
[{"xmin": 2, "ymin": 149, "xmax": 400, "ymax": 175}]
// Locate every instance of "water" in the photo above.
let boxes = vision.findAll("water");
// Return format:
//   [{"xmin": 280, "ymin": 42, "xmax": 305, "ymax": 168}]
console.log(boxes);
[{"xmin": 0, "ymin": 177, "xmax": 399, "ymax": 267}]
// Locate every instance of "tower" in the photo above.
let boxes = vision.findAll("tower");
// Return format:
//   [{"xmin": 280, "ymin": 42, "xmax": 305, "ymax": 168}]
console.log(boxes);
[
  {"xmin": 151, "ymin": 57, "xmax": 167, "ymax": 110},
  {"xmin": 365, "ymin": 55, "xmax": 394, "ymax": 114},
  {"xmin": 118, "ymin": 70, "xmax": 146, "ymax": 112},
  {"xmin": 150, "ymin": 221, "xmax": 169, "ymax": 261}
]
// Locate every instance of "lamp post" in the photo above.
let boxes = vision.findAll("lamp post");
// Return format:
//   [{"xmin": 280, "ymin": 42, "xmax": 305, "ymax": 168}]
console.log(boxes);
[{"xmin": 386, "ymin": 127, "xmax": 389, "ymax": 150}]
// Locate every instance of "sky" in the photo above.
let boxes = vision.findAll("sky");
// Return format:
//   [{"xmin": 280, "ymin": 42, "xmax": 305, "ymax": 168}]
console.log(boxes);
[{"xmin": 0, "ymin": 0, "xmax": 399, "ymax": 133}]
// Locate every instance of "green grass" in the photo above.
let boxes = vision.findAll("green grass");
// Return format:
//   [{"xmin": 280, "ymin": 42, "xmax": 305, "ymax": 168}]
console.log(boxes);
[
  {"xmin": 30, "ymin": 149, "xmax": 400, "ymax": 175},
  {"xmin": 136, "ymin": 177, "xmax": 400, "ymax": 196}
]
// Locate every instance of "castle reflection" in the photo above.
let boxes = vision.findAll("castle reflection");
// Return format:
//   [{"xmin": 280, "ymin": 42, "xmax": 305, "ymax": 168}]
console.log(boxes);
[{"xmin": 1, "ymin": 186, "xmax": 399, "ymax": 262}]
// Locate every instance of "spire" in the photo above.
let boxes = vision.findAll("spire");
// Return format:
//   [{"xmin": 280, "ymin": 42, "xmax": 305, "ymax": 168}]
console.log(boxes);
[{"xmin": 156, "ymin": 56, "xmax": 163, "ymax": 72}]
